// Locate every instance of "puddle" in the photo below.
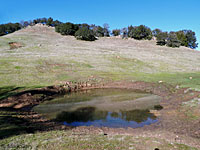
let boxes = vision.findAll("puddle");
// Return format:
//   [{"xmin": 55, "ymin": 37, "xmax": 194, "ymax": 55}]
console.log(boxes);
[{"xmin": 34, "ymin": 89, "xmax": 163, "ymax": 128}]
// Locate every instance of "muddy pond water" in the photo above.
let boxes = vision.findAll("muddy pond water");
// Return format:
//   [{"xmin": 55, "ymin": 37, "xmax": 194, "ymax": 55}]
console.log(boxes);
[{"xmin": 34, "ymin": 89, "xmax": 163, "ymax": 128}]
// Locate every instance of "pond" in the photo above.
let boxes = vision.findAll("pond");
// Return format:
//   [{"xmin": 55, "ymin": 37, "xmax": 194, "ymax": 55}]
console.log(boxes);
[{"xmin": 33, "ymin": 89, "xmax": 163, "ymax": 128}]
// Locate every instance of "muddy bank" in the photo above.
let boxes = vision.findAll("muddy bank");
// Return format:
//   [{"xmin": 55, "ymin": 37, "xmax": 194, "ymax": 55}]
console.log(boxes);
[{"xmin": 0, "ymin": 81, "xmax": 200, "ymax": 148}]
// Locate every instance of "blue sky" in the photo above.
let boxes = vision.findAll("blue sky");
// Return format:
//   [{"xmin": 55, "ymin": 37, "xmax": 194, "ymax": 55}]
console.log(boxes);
[{"xmin": 0, "ymin": 0, "xmax": 199, "ymax": 50}]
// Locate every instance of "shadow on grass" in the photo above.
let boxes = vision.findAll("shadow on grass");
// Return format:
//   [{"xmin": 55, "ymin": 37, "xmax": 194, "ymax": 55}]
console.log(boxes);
[
  {"xmin": 0, "ymin": 85, "xmax": 72, "ymax": 139},
  {"xmin": 0, "ymin": 108, "xmax": 34, "ymax": 139},
  {"xmin": 0, "ymin": 86, "xmax": 25, "ymax": 101},
  {"xmin": 0, "ymin": 107, "xmax": 73, "ymax": 140}
]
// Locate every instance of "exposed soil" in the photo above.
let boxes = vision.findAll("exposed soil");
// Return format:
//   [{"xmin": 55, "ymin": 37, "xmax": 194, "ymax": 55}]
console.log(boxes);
[
  {"xmin": 8, "ymin": 42, "xmax": 23, "ymax": 49},
  {"xmin": 0, "ymin": 81, "xmax": 200, "ymax": 148}
]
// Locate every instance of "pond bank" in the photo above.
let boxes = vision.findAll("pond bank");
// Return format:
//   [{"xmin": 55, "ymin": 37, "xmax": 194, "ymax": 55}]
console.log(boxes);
[{"xmin": 0, "ymin": 81, "xmax": 200, "ymax": 148}]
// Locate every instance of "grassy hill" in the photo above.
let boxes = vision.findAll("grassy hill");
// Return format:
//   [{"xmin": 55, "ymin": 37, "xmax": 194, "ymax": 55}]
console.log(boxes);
[
  {"xmin": 0, "ymin": 24, "xmax": 200, "ymax": 89},
  {"xmin": 1, "ymin": 24, "xmax": 200, "ymax": 150}
]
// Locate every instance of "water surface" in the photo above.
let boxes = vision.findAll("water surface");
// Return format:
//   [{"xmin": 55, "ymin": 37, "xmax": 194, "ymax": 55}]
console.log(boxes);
[{"xmin": 34, "ymin": 89, "xmax": 162, "ymax": 128}]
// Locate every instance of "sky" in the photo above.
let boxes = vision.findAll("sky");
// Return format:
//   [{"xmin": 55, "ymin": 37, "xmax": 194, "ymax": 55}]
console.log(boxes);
[{"xmin": 0, "ymin": 0, "xmax": 200, "ymax": 50}]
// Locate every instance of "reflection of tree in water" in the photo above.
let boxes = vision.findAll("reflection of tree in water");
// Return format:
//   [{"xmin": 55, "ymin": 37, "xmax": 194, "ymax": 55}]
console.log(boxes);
[
  {"xmin": 110, "ymin": 112, "xmax": 120, "ymax": 118},
  {"xmin": 55, "ymin": 106, "xmax": 157, "ymax": 124},
  {"xmin": 55, "ymin": 107, "xmax": 108, "ymax": 123},
  {"xmin": 121, "ymin": 109, "xmax": 156, "ymax": 123}
]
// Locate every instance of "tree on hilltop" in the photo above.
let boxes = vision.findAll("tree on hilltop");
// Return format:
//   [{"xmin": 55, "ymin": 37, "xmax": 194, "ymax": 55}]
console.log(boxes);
[
  {"xmin": 46, "ymin": 17, "xmax": 53, "ymax": 26},
  {"xmin": 112, "ymin": 29, "xmax": 121, "ymax": 36},
  {"xmin": 75, "ymin": 27, "xmax": 96, "ymax": 41},
  {"xmin": 55, "ymin": 22, "xmax": 79, "ymax": 36},
  {"xmin": 129, "ymin": 25, "xmax": 152, "ymax": 40},
  {"xmin": 153, "ymin": 28, "xmax": 162, "ymax": 37},
  {"xmin": 175, "ymin": 30, "xmax": 198, "ymax": 49},
  {"xmin": 166, "ymin": 32, "xmax": 181, "ymax": 48},
  {"xmin": 90, "ymin": 25, "xmax": 104, "ymax": 37},
  {"xmin": 121, "ymin": 27, "xmax": 128, "ymax": 39},
  {"xmin": 103, "ymin": 23, "xmax": 110, "ymax": 37},
  {"xmin": 156, "ymin": 32, "xmax": 168, "ymax": 46}
]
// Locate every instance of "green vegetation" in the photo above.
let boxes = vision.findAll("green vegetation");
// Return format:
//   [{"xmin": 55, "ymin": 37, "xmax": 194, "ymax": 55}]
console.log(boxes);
[
  {"xmin": 0, "ymin": 130, "xmax": 197, "ymax": 150},
  {"xmin": 156, "ymin": 32, "xmax": 168, "ymax": 46},
  {"xmin": 0, "ymin": 17, "xmax": 198, "ymax": 48},
  {"xmin": 128, "ymin": 25, "xmax": 152, "ymax": 40},
  {"xmin": 112, "ymin": 29, "xmax": 121, "ymax": 36},
  {"xmin": 177, "ymin": 30, "xmax": 198, "ymax": 49},
  {"xmin": 156, "ymin": 30, "xmax": 198, "ymax": 48},
  {"xmin": 0, "ymin": 23, "xmax": 21, "ymax": 36},
  {"xmin": 75, "ymin": 27, "xmax": 96, "ymax": 41},
  {"xmin": 152, "ymin": 28, "xmax": 162, "ymax": 37},
  {"xmin": 55, "ymin": 22, "xmax": 79, "ymax": 36},
  {"xmin": 166, "ymin": 32, "xmax": 181, "ymax": 48},
  {"xmin": 0, "ymin": 24, "xmax": 200, "ymax": 149}
]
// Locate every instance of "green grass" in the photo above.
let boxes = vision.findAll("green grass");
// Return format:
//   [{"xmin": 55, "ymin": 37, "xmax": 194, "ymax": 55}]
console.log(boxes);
[{"xmin": 0, "ymin": 130, "xmax": 198, "ymax": 150}]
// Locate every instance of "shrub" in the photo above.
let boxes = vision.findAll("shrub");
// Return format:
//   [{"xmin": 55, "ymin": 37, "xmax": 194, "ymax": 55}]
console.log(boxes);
[
  {"xmin": 75, "ymin": 27, "xmax": 96, "ymax": 41},
  {"xmin": 176, "ymin": 30, "xmax": 188, "ymax": 47},
  {"xmin": 152, "ymin": 29, "xmax": 162, "ymax": 37},
  {"xmin": 129, "ymin": 25, "xmax": 152, "ymax": 40},
  {"xmin": 156, "ymin": 32, "xmax": 168, "ymax": 46},
  {"xmin": 112, "ymin": 29, "xmax": 121, "ymax": 36},
  {"xmin": 55, "ymin": 22, "xmax": 79, "ymax": 36},
  {"xmin": 0, "ymin": 23, "xmax": 21, "ymax": 36},
  {"xmin": 95, "ymin": 26, "xmax": 104, "ymax": 37},
  {"xmin": 121, "ymin": 27, "xmax": 128, "ymax": 39},
  {"xmin": 166, "ymin": 32, "xmax": 181, "ymax": 48},
  {"xmin": 128, "ymin": 25, "xmax": 134, "ymax": 37},
  {"xmin": 176, "ymin": 30, "xmax": 198, "ymax": 49},
  {"xmin": 103, "ymin": 23, "xmax": 110, "ymax": 37},
  {"xmin": 184, "ymin": 30, "xmax": 198, "ymax": 49},
  {"xmin": 46, "ymin": 17, "xmax": 53, "ymax": 26}
]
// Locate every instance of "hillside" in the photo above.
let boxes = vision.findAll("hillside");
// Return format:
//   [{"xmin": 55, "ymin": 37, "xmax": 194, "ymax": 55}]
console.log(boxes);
[
  {"xmin": 1, "ymin": 24, "xmax": 200, "ymax": 149},
  {"xmin": 0, "ymin": 24, "xmax": 200, "ymax": 88}
]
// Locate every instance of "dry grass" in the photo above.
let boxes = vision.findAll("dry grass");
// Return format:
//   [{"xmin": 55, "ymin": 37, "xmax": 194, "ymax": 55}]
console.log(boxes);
[{"xmin": 0, "ymin": 25, "xmax": 200, "ymax": 88}]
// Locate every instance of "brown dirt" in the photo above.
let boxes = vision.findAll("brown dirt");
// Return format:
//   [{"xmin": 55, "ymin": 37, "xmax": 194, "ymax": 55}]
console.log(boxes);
[
  {"xmin": 0, "ymin": 81, "xmax": 200, "ymax": 148},
  {"xmin": 8, "ymin": 42, "xmax": 23, "ymax": 49}
]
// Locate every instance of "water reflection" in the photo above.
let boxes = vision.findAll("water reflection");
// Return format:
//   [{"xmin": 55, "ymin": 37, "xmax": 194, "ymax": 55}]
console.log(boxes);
[
  {"xmin": 34, "ymin": 89, "xmax": 163, "ymax": 128},
  {"xmin": 55, "ymin": 106, "xmax": 158, "ymax": 128}
]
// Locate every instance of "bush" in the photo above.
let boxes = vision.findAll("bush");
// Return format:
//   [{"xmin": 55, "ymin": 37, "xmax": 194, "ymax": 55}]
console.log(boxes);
[
  {"xmin": 55, "ymin": 22, "xmax": 79, "ymax": 36},
  {"xmin": 175, "ymin": 30, "xmax": 187, "ymax": 47},
  {"xmin": 152, "ymin": 28, "xmax": 162, "ymax": 37},
  {"xmin": 184, "ymin": 30, "xmax": 198, "ymax": 49},
  {"xmin": 121, "ymin": 27, "xmax": 128, "ymax": 39},
  {"xmin": 166, "ymin": 32, "xmax": 181, "ymax": 48},
  {"xmin": 103, "ymin": 23, "xmax": 110, "ymax": 37},
  {"xmin": 129, "ymin": 25, "xmax": 152, "ymax": 40},
  {"xmin": 75, "ymin": 27, "xmax": 96, "ymax": 41},
  {"xmin": 46, "ymin": 17, "xmax": 53, "ymax": 26},
  {"xmin": 156, "ymin": 32, "xmax": 168, "ymax": 46},
  {"xmin": 176, "ymin": 30, "xmax": 198, "ymax": 49},
  {"xmin": 112, "ymin": 29, "xmax": 121, "ymax": 36},
  {"xmin": 95, "ymin": 26, "xmax": 104, "ymax": 37},
  {"xmin": 128, "ymin": 25, "xmax": 134, "ymax": 37},
  {"xmin": 0, "ymin": 23, "xmax": 21, "ymax": 36}
]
